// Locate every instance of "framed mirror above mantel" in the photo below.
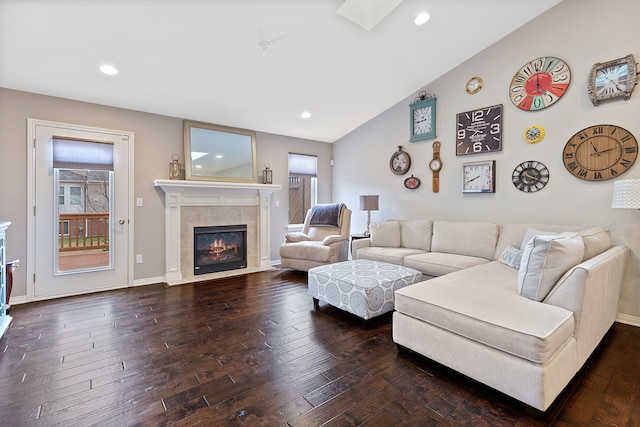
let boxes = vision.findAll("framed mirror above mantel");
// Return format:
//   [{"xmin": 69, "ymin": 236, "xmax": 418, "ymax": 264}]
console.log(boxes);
[{"xmin": 184, "ymin": 120, "xmax": 258, "ymax": 183}]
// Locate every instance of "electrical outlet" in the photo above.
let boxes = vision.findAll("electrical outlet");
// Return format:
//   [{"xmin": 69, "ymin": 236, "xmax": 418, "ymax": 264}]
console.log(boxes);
[
  {"xmin": 275, "ymin": 200, "xmax": 280, "ymax": 207},
  {"xmin": 136, "ymin": 254, "xmax": 143, "ymax": 264},
  {"xmin": 136, "ymin": 198, "xmax": 143, "ymax": 207}
]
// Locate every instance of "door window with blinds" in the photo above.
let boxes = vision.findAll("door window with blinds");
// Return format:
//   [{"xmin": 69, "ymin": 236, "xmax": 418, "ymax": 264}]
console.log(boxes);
[
  {"xmin": 288, "ymin": 153, "xmax": 317, "ymax": 225},
  {"xmin": 52, "ymin": 137, "xmax": 114, "ymax": 273}
]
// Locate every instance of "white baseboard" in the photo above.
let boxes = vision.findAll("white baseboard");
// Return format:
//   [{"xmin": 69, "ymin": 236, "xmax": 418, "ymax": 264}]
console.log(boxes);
[
  {"xmin": 133, "ymin": 276, "xmax": 166, "ymax": 287},
  {"xmin": 616, "ymin": 313, "xmax": 640, "ymax": 327},
  {"xmin": 8, "ymin": 295, "xmax": 28, "ymax": 306}
]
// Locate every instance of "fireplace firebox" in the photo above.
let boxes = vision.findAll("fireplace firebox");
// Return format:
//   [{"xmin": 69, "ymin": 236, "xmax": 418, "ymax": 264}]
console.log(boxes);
[{"xmin": 194, "ymin": 225, "xmax": 247, "ymax": 275}]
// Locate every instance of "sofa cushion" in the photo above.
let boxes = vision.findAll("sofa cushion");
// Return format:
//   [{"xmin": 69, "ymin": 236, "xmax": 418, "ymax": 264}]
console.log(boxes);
[
  {"xmin": 579, "ymin": 227, "xmax": 611, "ymax": 261},
  {"xmin": 394, "ymin": 262, "xmax": 575, "ymax": 364},
  {"xmin": 369, "ymin": 221, "xmax": 401, "ymax": 248},
  {"xmin": 399, "ymin": 219, "xmax": 433, "ymax": 251},
  {"xmin": 498, "ymin": 245, "xmax": 523, "ymax": 269},
  {"xmin": 431, "ymin": 221, "xmax": 498, "ymax": 259},
  {"xmin": 404, "ymin": 252, "xmax": 490, "ymax": 276},
  {"xmin": 518, "ymin": 233, "xmax": 585, "ymax": 301},
  {"xmin": 357, "ymin": 247, "xmax": 425, "ymax": 265},
  {"xmin": 307, "ymin": 226, "xmax": 342, "ymax": 241},
  {"xmin": 494, "ymin": 223, "xmax": 582, "ymax": 260}
]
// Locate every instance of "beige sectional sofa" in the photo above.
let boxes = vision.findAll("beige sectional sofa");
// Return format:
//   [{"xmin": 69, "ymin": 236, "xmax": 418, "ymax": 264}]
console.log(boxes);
[{"xmin": 352, "ymin": 220, "xmax": 628, "ymax": 411}]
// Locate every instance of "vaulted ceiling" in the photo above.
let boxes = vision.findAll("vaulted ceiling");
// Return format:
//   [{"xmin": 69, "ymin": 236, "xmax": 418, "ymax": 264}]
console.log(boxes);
[{"xmin": 0, "ymin": 0, "xmax": 561, "ymax": 142}]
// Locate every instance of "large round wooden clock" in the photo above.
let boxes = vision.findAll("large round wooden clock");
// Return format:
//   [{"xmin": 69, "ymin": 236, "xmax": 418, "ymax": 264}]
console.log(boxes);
[
  {"xmin": 562, "ymin": 124, "xmax": 638, "ymax": 181},
  {"xmin": 509, "ymin": 56, "xmax": 571, "ymax": 111}
]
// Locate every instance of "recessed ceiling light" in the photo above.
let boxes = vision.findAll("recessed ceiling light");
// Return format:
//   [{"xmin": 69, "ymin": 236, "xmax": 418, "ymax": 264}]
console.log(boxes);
[
  {"xmin": 99, "ymin": 64, "xmax": 118, "ymax": 75},
  {"xmin": 415, "ymin": 12, "xmax": 430, "ymax": 25},
  {"xmin": 215, "ymin": 154, "xmax": 223, "ymax": 159},
  {"xmin": 301, "ymin": 111, "xmax": 312, "ymax": 119}
]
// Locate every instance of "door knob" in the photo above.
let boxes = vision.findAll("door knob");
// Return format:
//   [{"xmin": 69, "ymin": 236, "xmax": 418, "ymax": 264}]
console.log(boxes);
[{"xmin": 118, "ymin": 219, "xmax": 125, "ymax": 224}]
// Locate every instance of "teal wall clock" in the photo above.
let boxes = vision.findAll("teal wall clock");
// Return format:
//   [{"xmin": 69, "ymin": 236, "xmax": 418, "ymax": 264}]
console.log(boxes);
[{"xmin": 409, "ymin": 97, "xmax": 436, "ymax": 142}]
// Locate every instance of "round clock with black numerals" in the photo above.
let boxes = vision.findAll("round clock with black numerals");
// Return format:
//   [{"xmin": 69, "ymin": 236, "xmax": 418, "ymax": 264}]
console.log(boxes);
[
  {"xmin": 562, "ymin": 124, "xmax": 638, "ymax": 181},
  {"xmin": 509, "ymin": 56, "xmax": 571, "ymax": 111},
  {"xmin": 512, "ymin": 160, "xmax": 549, "ymax": 192}
]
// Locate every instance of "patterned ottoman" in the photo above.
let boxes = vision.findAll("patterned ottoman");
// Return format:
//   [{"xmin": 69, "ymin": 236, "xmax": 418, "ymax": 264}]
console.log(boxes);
[{"xmin": 308, "ymin": 260, "xmax": 423, "ymax": 320}]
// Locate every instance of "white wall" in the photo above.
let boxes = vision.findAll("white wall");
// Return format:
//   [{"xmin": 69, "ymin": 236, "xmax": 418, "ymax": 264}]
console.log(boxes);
[{"xmin": 333, "ymin": 0, "xmax": 640, "ymax": 324}]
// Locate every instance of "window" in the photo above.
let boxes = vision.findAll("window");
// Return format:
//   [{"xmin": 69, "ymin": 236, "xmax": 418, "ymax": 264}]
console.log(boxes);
[
  {"xmin": 288, "ymin": 153, "xmax": 317, "ymax": 225},
  {"xmin": 70, "ymin": 186, "xmax": 82, "ymax": 205},
  {"xmin": 59, "ymin": 220, "xmax": 69, "ymax": 236},
  {"xmin": 58, "ymin": 186, "xmax": 64, "ymax": 205}
]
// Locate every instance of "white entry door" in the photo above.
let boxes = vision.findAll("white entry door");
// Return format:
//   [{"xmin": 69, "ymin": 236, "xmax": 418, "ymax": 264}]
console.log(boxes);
[{"xmin": 28, "ymin": 119, "xmax": 133, "ymax": 300}]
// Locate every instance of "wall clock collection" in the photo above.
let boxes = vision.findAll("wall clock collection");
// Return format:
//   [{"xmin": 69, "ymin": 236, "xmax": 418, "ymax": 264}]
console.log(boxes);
[{"xmin": 396, "ymin": 53, "xmax": 638, "ymax": 194}]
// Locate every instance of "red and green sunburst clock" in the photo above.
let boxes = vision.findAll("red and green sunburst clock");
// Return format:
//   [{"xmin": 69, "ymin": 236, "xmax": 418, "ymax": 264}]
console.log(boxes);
[{"xmin": 509, "ymin": 56, "xmax": 571, "ymax": 111}]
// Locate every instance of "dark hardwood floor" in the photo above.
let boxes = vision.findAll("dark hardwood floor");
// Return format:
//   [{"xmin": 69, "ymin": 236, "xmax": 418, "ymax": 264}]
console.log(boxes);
[{"xmin": 1, "ymin": 268, "xmax": 639, "ymax": 426}]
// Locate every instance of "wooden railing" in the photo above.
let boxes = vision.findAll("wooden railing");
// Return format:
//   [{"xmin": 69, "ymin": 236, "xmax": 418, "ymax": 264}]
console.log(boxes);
[{"xmin": 58, "ymin": 213, "xmax": 110, "ymax": 252}]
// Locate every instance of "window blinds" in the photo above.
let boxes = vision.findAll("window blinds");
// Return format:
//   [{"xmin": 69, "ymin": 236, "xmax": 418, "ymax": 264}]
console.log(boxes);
[
  {"xmin": 52, "ymin": 137, "xmax": 114, "ymax": 171},
  {"xmin": 288, "ymin": 153, "xmax": 317, "ymax": 177}
]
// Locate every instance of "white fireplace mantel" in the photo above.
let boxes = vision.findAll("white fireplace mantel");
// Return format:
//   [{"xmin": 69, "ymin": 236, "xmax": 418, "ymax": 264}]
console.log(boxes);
[{"xmin": 154, "ymin": 179, "xmax": 281, "ymax": 284}]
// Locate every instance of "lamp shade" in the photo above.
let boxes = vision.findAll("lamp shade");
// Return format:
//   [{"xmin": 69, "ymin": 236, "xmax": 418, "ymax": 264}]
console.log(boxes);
[
  {"xmin": 611, "ymin": 179, "xmax": 640, "ymax": 209},
  {"xmin": 359, "ymin": 195, "xmax": 379, "ymax": 211}
]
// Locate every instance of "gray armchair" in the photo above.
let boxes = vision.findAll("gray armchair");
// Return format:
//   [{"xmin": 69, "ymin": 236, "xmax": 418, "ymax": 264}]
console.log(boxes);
[{"xmin": 279, "ymin": 203, "xmax": 351, "ymax": 271}]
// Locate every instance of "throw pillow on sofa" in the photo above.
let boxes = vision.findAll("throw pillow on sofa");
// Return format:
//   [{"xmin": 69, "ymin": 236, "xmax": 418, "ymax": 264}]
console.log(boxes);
[
  {"xmin": 498, "ymin": 245, "xmax": 523, "ymax": 269},
  {"xmin": 370, "ymin": 221, "xmax": 401, "ymax": 248},
  {"xmin": 518, "ymin": 233, "xmax": 584, "ymax": 302},
  {"xmin": 520, "ymin": 227, "xmax": 558, "ymax": 250},
  {"xmin": 579, "ymin": 227, "xmax": 611, "ymax": 261}
]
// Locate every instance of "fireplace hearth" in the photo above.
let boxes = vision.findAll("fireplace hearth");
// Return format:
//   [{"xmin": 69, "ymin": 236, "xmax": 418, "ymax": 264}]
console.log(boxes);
[{"xmin": 194, "ymin": 225, "xmax": 247, "ymax": 275}]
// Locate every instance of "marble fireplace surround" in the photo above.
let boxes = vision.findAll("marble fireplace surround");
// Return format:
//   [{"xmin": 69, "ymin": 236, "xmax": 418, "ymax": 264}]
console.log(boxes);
[{"xmin": 154, "ymin": 179, "xmax": 280, "ymax": 285}]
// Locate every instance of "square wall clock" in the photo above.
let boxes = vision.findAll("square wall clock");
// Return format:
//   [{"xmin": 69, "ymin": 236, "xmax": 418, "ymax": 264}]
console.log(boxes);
[
  {"xmin": 462, "ymin": 160, "xmax": 496, "ymax": 193},
  {"xmin": 456, "ymin": 104, "xmax": 502, "ymax": 155},
  {"xmin": 409, "ymin": 97, "xmax": 436, "ymax": 142},
  {"xmin": 588, "ymin": 54, "xmax": 637, "ymax": 105}
]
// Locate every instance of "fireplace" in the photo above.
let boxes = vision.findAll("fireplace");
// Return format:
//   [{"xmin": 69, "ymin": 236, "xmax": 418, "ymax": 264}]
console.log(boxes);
[{"xmin": 194, "ymin": 224, "xmax": 247, "ymax": 275}]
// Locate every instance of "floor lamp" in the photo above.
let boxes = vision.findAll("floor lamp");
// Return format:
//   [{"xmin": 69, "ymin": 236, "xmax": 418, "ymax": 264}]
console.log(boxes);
[{"xmin": 360, "ymin": 195, "xmax": 379, "ymax": 237}]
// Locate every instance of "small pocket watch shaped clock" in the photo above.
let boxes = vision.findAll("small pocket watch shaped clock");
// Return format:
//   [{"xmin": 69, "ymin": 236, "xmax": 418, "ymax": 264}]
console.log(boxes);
[{"xmin": 390, "ymin": 146, "xmax": 411, "ymax": 175}]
